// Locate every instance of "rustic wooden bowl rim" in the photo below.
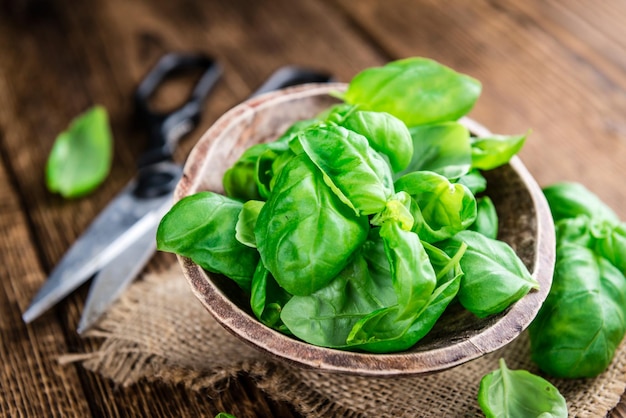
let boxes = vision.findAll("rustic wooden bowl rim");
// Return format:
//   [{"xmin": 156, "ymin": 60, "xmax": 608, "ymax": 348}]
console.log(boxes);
[{"xmin": 174, "ymin": 83, "xmax": 556, "ymax": 376}]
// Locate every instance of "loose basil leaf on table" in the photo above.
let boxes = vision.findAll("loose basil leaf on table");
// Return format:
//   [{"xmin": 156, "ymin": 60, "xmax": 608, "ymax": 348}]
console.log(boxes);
[
  {"xmin": 255, "ymin": 153, "xmax": 369, "ymax": 296},
  {"xmin": 478, "ymin": 358, "xmax": 567, "ymax": 418},
  {"xmin": 440, "ymin": 230, "xmax": 538, "ymax": 318},
  {"xmin": 395, "ymin": 171, "xmax": 477, "ymax": 243},
  {"xmin": 468, "ymin": 196, "xmax": 499, "ymax": 239},
  {"xmin": 529, "ymin": 243, "xmax": 626, "ymax": 378},
  {"xmin": 469, "ymin": 132, "xmax": 527, "ymax": 171},
  {"xmin": 293, "ymin": 124, "xmax": 394, "ymax": 216},
  {"xmin": 341, "ymin": 57, "xmax": 482, "ymax": 126},
  {"xmin": 338, "ymin": 109, "xmax": 413, "ymax": 172},
  {"xmin": 45, "ymin": 105, "xmax": 113, "ymax": 198},
  {"xmin": 396, "ymin": 122, "xmax": 472, "ymax": 180},
  {"xmin": 542, "ymin": 181, "xmax": 619, "ymax": 224},
  {"xmin": 594, "ymin": 222, "xmax": 626, "ymax": 274},
  {"xmin": 156, "ymin": 191, "xmax": 259, "ymax": 293}
]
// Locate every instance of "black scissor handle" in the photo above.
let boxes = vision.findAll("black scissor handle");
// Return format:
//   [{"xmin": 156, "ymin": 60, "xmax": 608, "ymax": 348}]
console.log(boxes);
[{"xmin": 134, "ymin": 53, "xmax": 221, "ymax": 168}]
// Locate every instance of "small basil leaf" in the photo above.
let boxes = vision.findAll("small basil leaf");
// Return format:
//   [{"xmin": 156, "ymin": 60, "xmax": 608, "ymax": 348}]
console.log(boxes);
[
  {"xmin": 456, "ymin": 169, "xmax": 487, "ymax": 194},
  {"xmin": 470, "ymin": 133, "xmax": 527, "ymax": 170},
  {"xmin": 294, "ymin": 124, "xmax": 394, "ymax": 215},
  {"xmin": 468, "ymin": 196, "xmax": 499, "ymax": 239},
  {"xmin": 478, "ymin": 358, "xmax": 567, "ymax": 418},
  {"xmin": 45, "ymin": 106, "xmax": 113, "ymax": 198},
  {"xmin": 250, "ymin": 260, "xmax": 292, "ymax": 333},
  {"xmin": 235, "ymin": 200, "xmax": 264, "ymax": 248},
  {"xmin": 543, "ymin": 182, "xmax": 619, "ymax": 224},
  {"xmin": 339, "ymin": 110, "xmax": 413, "ymax": 172},
  {"xmin": 529, "ymin": 243, "xmax": 626, "ymax": 378},
  {"xmin": 595, "ymin": 222, "xmax": 626, "ymax": 274},
  {"xmin": 441, "ymin": 230, "xmax": 538, "ymax": 318},
  {"xmin": 223, "ymin": 144, "xmax": 266, "ymax": 201},
  {"xmin": 343, "ymin": 57, "xmax": 482, "ymax": 126},
  {"xmin": 398, "ymin": 122, "xmax": 471, "ymax": 180},
  {"xmin": 255, "ymin": 154, "xmax": 369, "ymax": 296},
  {"xmin": 395, "ymin": 171, "xmax": 477, "ymax": 243},
  {"xmin": 156, "ymin": 192, "xmax": 259, "ymax": 293}
]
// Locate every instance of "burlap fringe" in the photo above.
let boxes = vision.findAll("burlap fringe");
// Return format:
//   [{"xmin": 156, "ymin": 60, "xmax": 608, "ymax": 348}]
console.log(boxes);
[{"xmin": 62, "ymin": 265, "xmax": 626, "ymax": 417}]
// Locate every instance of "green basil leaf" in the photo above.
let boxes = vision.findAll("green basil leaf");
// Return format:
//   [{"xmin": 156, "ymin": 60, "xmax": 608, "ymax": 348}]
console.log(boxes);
[
  {"xmin": 235, "ymin": 200, "xmax": 264, "ymax": 248},
  {"xmin": 255, "ymin": 154, "xmax": 369, "ymax": 296},
  {"xmin": 280, "ymin": 255, "xmax": 396, "ymax": 348},
  {"xmin": 250, "ymin": 260, "xmax": 292, "ymax": 333},
  {"xmin": 529, "ymin": 243, "xmax": 626, "ymax": 378},
  {"xmin": 468, "ymin": 196, "xmax": 499, "ymax": 239},
  {"xmin": 342, "ymin": 57, "xmax": 481, "ymax": 126},
  {"xmin": 554, "ymin": 215, "xmax": 595, "ymax": 248},
  {"xmin": 223, "ymin": 143, "xmax": 266, "ymax": 201},
  {"xmin": 470, "ymin": 133, "xmax": 527, "ymax": 171},
  {"xmin": 157, "ymin": 192, "xmax": 259, "ymax": 293},
  {"xmin": 441, "ymin": 230, "xmax": 538, "ymax": 318},
  {"xmin": 346, "ymin": 221, "xmax": 438, "ymax": 347},
  {"xmin": 543, "ymin": 182, "xmax": 619, "ymax": 224},
  {"xmin": 397, "ymin": 122, "xmax": 471, "ymax": 180},
  {"xmin": 347, "ymin": 270, "xmax": 461, "ymax": 353},
  {"xmin": 45, "ymin": 106, "xmax": 113, "ymax": 198},
  {"xmin": 339, "ymin": 110, "xmax": 413, "ymax": 172},
  {"xmin": 595, "ymin": 222, "xmax": 626, "ymax": 274},
  {"xmin": 395, "ymin": 171, "xmax": 477, "ymax": 242},
  {"xmin": 456, "ymin": 169, "xmax": 487, "ymax": 194},
  {"xmin": 478, "ymin": 358, "xmax": 567, "ymax": 418},
  {"xmin": 294, "ymin": 124, "xmax": 394, "ymax": 215}
]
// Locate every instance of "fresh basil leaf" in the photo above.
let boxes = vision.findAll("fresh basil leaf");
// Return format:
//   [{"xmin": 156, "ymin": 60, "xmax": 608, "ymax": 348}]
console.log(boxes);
[
  {"xmin": 223, "ymin": 143, "xmax": 266, "ymax": 201},
  {"xmin": 395, "ymin": 171, "xmax": 477, "ymax": 243},
  {"xmin": 456, "ymin": 169, "xmax": 487, "ymax": 194},
  {"xmin": 478, "ymin": 358, "xmax": 567, "ymax": 418},
  {"xmin": 250, "ymin": 260, "xmax": 292, "ymax": 333},
  {"xmin": 280, "ymin": 255, "xmax": 396, "ymax": 348},
  {"xmin": 554, "ymin": 215, "xmax": 595, "ymax": 248},
  {"xmin": 543, "ymin": 182, "xmax": 619, "ymax": 224},
  {"xmin": 342, "ymin": 57, "xmax": 482, "ymax": 126},
  {"xmin": 441, "ymin": 230, "xmax": 538, "ymax": 318},
  {"xmin": 339, "ymin": 110, "xmax": 413, "ymax": 172},
  {"xmin": 347, "ymin": 270, "xmax": 461, "ymax": 353},
  {"xmin": 45, "ymin": 106, "xmax": 113, "ymax": 198},
  {"xmin": 468, "ymin": 196, "xmax": 498, "ymax": 239},
  {"xmin": 595, "ymin": 222, "xmax": 626, "ymax": 274},
  {"xmin": 470, "ymin": 133, "xmax": 527, "ymax": 170},
  {"xmin": 529, "ymin": 243, "xmax": 626, "ymax": 378},
  {"xmin": 346, "ymin": 221, "xmax": 438, "ymax": 346},
  {"xmin": 294, "ymin": 124, "xmax": 394, "ymax": 215},
  {"xmin": 235, "ymin": 200, "xmax": 264, "ymax": 248},
  {"xmin": 156, "ymin": 192, "xmax": 259, "ymax": 293},
  {"xmin": 255, "ymin": 154, "xmax": 369, "ymax": 296},
  {"xmin": 397, "ymin": 122, "xmax": 471, "ymax": 180}
]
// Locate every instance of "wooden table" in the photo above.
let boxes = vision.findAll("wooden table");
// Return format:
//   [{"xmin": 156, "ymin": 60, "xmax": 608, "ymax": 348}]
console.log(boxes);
[{"xmin": 2, "ymin": 0, "xmax": 626, "ymax": 416}]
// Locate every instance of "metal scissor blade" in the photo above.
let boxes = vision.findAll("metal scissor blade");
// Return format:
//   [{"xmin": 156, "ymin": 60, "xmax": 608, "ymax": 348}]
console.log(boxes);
[
  {"xmin": 77, "ymin": 219, "xmax": 160, "ymax": 335},
  {"xmin": 22, "ymin": 172, "xmax": 179, "ymax": 324}
]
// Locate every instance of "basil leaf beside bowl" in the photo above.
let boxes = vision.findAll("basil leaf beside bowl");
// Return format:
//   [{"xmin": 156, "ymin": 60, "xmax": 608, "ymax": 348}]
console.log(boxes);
[{"xmin": 45, "ymin": 105, "xmax": 113, "ymax": 198}]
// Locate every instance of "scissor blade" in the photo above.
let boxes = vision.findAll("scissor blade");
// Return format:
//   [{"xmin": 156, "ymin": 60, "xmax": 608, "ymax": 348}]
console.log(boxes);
[
  {"xmin": 22, "ymin": 175, "xmax": 179, "ymax": 324},
  {"xmin": 76, "ymin": 220, "xmax": 160, "ymax": 334}
]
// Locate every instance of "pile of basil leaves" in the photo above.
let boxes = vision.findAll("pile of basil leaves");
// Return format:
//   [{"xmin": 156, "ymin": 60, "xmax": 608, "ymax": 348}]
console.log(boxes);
[{"xmin": 157, "ymin": 57, "xmax": 538, "ymax": 352}]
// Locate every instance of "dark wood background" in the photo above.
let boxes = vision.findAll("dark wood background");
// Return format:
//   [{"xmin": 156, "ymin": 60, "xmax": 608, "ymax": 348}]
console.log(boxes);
[{"xmin": 1, "ymin": 0, "xmax": 626, "ymax": 416}]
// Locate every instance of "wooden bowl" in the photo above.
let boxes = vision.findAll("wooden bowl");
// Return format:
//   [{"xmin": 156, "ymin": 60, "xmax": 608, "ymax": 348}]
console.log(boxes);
[{"xmin": 174, "ymin": 83, "xmax": 555, "ymax": 376}]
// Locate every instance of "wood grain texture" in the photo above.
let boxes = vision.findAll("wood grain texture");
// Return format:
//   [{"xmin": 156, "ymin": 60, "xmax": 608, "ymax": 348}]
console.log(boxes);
[{"xmin": 0, "ymin": 0, "xmax": 625, "ymax": 415}]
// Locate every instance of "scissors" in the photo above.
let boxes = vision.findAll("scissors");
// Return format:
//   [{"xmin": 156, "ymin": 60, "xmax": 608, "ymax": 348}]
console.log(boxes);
[{"xmin": 22, "ymin": 55, "xmax": 332, "ymax": 334}]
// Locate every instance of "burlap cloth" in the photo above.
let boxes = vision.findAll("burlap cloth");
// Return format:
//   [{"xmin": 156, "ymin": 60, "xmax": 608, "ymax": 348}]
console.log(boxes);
[{"xmin": 64, "ymin": 265, "xmax": 626, "ymax": 417}]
